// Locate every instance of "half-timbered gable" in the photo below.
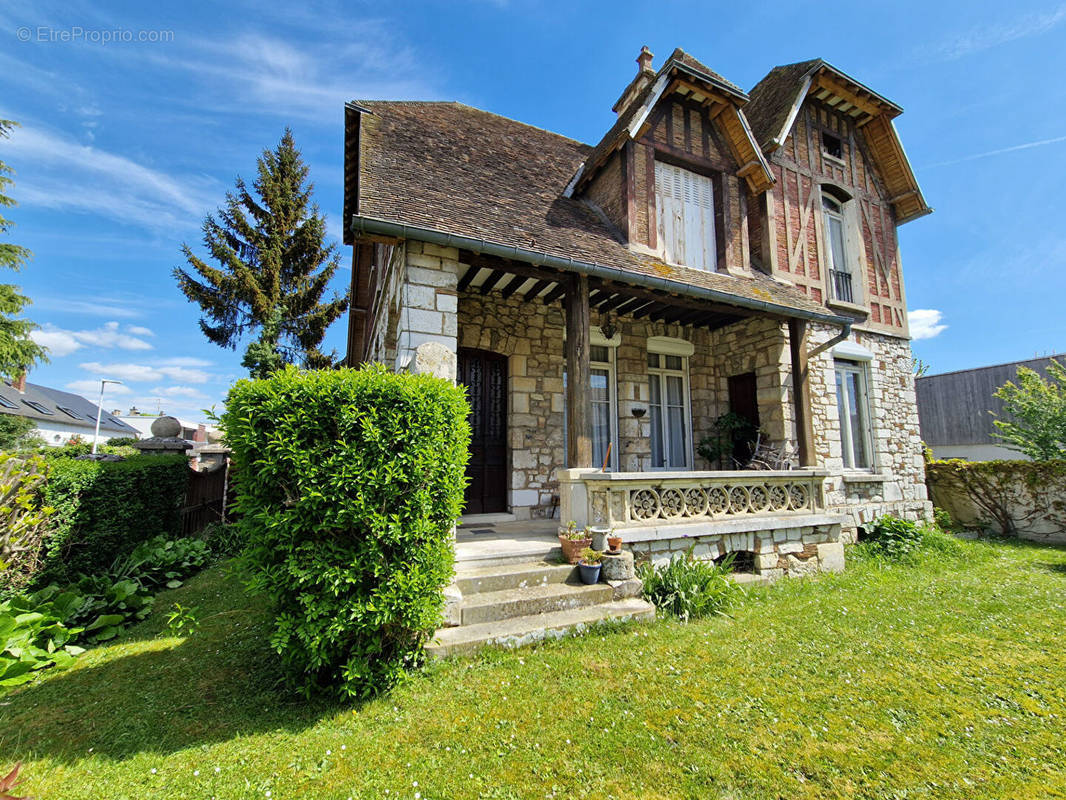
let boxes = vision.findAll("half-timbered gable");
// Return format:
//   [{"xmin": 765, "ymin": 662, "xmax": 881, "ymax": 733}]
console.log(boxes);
[
  {"xmin": 570, "ymin": 48, "xmax": 772, "ymax": 277},
  {"xmin": 746, "ymin": 60, "xmax": 931, "ymax": 336}
]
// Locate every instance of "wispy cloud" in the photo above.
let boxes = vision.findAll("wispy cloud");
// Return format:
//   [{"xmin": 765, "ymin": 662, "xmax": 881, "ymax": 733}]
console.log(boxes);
[
  {"xmin": 922, "ymin": 135, "xmax": 1066, "ymax": 169},
  {"xmin": 65, "ymin": 379, "xmax": 133, "ymax": 397},
  {"xmin": 30, "ymin": 321, "xmax": 154, "ymax": 357},
  {"xmin": 148, "ymin": 28, "xmax": 441, "ymax": 122},
  {"xmin": 1, "ymin": 119, "xmax": 217, "ymax": 231},
  {"xmin": 928, "ymin": 5, "xmax": 1066, "ymax": 60},
  {"xmin": 78, "ymin": 360, "xmax": 212, "ymax": 384},
  {"xmin": 909, "ymin": 309, "xmax": 948, "ymax": 340},
  {"xmin": 32, "ymin": 295, "xmax": 148, "ymax": 319}
]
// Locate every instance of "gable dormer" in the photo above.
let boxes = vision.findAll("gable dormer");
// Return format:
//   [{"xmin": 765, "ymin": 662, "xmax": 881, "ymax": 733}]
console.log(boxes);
[
  {"xmin": 568, "ymin": 47, "xmax": 774, "ymax": 275},
  {"xmin": 746, "ymin": 60, "xmax": 931, "ymax": 336}
]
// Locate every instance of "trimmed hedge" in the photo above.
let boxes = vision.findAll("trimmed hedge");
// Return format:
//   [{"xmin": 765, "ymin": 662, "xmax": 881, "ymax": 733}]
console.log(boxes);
[
  {"xmin": 223, "ymin": 365, "xmax": 470, "ymax": 699},
  {"xmin": 38, "ymin": 455, "xmax": 189, "ymax": 584}
]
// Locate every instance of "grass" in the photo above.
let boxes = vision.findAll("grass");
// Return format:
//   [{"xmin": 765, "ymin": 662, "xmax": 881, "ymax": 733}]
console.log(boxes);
[{"xmin": 3, "ymin": 538, "xmax": 1066, "ymax": 799}]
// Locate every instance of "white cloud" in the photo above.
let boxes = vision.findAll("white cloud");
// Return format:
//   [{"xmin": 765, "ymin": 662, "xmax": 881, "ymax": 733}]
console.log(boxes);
[
  {"xmin": 148, "ymin": 385, "xmax": 208, "ymax": 399},
  {"xmin": 65, "ymin": 379, "xmax": 133, "ymax": 397},
  {"xmin": 32, "ymin": 296, "xmax": 146, "ymax": 319},
  {"xmin": 157, "ymin": 356, "xmax": 212, "ymax": 368},
  {"xmin": 127, "ymin": 326, "xmax": 155, "ymax": 337},
  {"xmin": 932, "ymin": 5, "xmax": 1066, "ymax": 60},
  {"xmin": 78, "ymin": 360, "xmax": 211, "ymax": 384},
  {"xmin": 1, "ymin": 120, "xmax": 217, "ymax": 232},
  {"xmin": 30, "ymin": 321, "xmax": 154, "ymax": 357},
  {"xmin": 151, "ymin": 28, "xmax": 440, "ymax": 122},
  {"xmin": 922, "ymin": 135, "xmax": 1066, "ymax": 169},
  {"xmin": 908, "ymin": 309, "xmax": 948, "ymax": 340}
]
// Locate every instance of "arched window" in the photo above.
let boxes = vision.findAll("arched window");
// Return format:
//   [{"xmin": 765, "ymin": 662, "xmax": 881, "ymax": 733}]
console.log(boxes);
[{"xmin": 822, "ymin": 191, "xmax": 853, "ymax": 303}]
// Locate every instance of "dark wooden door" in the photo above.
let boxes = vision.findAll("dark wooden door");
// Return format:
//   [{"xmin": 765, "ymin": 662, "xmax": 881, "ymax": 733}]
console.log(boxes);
[
  {"xmin": 458, "ymin": 348, "xmax": 508, "ymax": 514},
  {"xmin": 728, "ymin": 372, "xmax": 760, "ymax": 465}
]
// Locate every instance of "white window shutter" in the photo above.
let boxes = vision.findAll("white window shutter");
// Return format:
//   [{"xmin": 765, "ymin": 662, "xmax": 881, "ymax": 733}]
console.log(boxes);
[{"xmin": 655, "ymin": 161, "xmax": 716, "ymax": 271}]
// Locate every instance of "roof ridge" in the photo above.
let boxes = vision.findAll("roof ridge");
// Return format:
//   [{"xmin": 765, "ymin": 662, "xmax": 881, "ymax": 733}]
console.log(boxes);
[{"xmin": 353, "ymin": 100, "xmax": 593, "ymax": 150}]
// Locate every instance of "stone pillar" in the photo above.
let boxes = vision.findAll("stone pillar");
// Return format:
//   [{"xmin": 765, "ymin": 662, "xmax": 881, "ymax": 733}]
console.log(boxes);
[
  {"xmin": 557, "ymin": 467, "xmax": 598, "ymax": 528},
  {"xmin": 131, "ymin": 416, "xmax": 193, "ymax": 458},
  {"xmin": 789, "ymin": 319, "xmax": 816, "ymax": 467},
  {"xmin": 396, "ymin": 241, "xmax": 459, "ymax": 376}
]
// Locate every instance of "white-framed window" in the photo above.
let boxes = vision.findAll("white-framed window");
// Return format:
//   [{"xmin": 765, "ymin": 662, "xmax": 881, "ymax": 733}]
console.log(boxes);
[
  {"xmin": 834, "ymin": 360, "xmax": 873, "ymax": 470},
  {"xmin": 655, "ymin": 161, "xmax": 716, "ymax": 271},
  {"xmin": 647, "ymin": 350, "xmax": 692, "ymax": 470},
  {"xmin": 564, "ymin": 343, "xmax": 619, "ymax": 470}
]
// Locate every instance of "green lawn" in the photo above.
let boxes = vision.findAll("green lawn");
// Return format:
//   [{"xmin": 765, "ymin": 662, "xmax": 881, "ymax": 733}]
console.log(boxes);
[{"xmin": 3, "ymin": 538, "xmax": 1066, "ymax": 800}]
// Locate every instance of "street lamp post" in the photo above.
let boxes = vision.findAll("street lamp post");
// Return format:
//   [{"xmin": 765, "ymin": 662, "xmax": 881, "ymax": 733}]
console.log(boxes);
[{"xmin": 92, "ymin": 379, "xmax": 123, "ymax": 455}]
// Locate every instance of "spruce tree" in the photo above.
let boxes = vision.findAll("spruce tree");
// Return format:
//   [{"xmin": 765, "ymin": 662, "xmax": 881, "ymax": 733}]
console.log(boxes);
[
  {"xmin": 175, "ymin": 129, "xmax": 348, "ymax": 375},
  {"xmin": 0, "ymin": 119, "xmax": 47, "ymax": 378}
]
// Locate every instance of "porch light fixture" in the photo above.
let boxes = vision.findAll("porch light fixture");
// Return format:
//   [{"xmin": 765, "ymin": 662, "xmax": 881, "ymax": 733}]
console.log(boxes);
[{"xmin": 631, "ymin": 407, "xmax": 646, "ymax": 418}]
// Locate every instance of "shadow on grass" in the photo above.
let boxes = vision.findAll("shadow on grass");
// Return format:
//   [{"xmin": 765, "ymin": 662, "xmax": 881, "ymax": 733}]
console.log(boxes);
[{"xmin": 1, "ymin": 567, "xmax": 352, "ymax": 763}]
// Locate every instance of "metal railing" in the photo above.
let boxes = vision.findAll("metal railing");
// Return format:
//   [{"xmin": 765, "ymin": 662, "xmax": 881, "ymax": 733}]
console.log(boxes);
[{"xmin": 830, "ymin": 269, "xmax": 854, "ymax": 303}]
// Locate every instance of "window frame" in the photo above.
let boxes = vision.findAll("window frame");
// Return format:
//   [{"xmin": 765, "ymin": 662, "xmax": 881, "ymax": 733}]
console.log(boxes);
[
  {"xmin": 834, "ymin": 359, "xmax": 875, "ymax": 471},
  {"xmin": 820, "ymin": 186, "xmax": 862, "ymax": 307},
  {"xmin": 647, "ymin": 350, "xmax": 693, "ymax": 471}
]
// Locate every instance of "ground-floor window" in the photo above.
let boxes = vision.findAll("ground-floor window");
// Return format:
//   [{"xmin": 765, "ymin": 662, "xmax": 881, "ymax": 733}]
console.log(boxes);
[
  {"xmin": 834, "ymin": 360, "xmax": 873, "ymax": 469},
  {"xmin": 648, "ymin": 352, "xmax": 691, "ymax": 469},
  {"xmin": 565, "ymin": 344, "xmax": 618, "ymax": 470}
]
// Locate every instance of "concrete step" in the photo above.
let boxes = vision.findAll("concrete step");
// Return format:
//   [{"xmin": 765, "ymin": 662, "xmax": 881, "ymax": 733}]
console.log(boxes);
[
  {"xmin": 426, "ymin": 598, "xmax": 656, "ymax": 659},
  {"xmin": 454, "ymin": 541, "xmax": 563, "ymax": 568},
  {"xmin": 460, "ymin": 581, "xmax": 615, "ymax": 626},
  {"xmin": 454, "ymin": 560, "xmax": 576, "ymax": 595}
]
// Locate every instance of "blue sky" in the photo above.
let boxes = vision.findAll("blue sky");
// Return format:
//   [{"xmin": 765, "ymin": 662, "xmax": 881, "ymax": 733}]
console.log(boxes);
[{"xmin": 1, "ymin": 0, "xmax": 1064, "ymax": 417}]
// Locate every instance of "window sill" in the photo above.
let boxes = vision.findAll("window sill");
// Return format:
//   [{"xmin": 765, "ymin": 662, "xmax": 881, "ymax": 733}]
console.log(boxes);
[
  {"xmin": 842, "ymin": 472, "xmax": 890, "ymax": 483},
  {"xmin": 822, "ymin": 153, "xmax": 848, "ymax": 168},
  {"xmin": 826, "ymin": 298, "xmax": 869, "ymax": 318}
]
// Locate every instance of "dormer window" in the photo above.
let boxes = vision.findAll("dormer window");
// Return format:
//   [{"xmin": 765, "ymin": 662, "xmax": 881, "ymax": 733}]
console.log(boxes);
[
  {"xmin": 822, "ymin": 132, "xmax": 843, "ymax": 161},
  {"xmin": 654, "ymin": 161, "xmax": 716, "ymax": 271}
]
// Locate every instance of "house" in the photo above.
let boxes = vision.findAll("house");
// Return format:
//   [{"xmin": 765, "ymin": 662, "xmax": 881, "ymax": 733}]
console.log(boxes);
[
  {"xmin": 0, "ymin": 374, "xmax": 140, "ymax": 446},
  {"xmin": 917, "ymin": 354, "xmax": 1066, "ymax": 460},
  {"xmin": 341, "ymin": 47, "xmax": 933, "ymax": 589}
]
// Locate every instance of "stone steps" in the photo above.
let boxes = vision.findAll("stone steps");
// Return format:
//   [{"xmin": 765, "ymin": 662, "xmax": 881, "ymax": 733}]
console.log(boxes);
[
  {"xmin": 429, "ymin": 555, "xmax": 653, "ymax": 659},
  {"xmin": 426, "ymin": 597, "xmax": 655, "ymax": 659}
]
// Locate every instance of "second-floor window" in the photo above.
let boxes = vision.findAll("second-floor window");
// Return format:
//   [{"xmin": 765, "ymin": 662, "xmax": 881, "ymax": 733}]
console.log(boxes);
[
  {"xmin": 822, "ymin": 194, "xmax": 853, "ymax": 303},
  {"xmin": 655, "ymin": 161, "xmax": 716, "ymax": 271}
]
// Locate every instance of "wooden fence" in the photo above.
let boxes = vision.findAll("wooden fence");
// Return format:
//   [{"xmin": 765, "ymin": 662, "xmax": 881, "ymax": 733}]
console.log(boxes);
[{"xmin": 180, "ymin": 462, "xmax": 229, "ymax": 536}]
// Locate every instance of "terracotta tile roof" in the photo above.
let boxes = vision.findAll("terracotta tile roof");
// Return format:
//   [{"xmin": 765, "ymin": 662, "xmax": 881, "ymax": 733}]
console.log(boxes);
[
  {"xmin": 350, "ymin": 100, "xmax": 835, "ymax": 318},
  {"xmin": 745, "ymin": 59, "xmax": 821, "ymax": 151}
]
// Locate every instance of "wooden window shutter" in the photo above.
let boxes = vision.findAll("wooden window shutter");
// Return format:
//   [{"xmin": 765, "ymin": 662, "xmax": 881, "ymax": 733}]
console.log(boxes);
[{"xmin": 655, "ymin": 161, "xmax": 716, "ymax": 271}]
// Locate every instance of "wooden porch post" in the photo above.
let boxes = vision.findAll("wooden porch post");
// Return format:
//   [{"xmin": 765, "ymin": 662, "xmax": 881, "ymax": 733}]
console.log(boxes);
[
  {"xmin": 789, "ymin": 319, "xmax": 817, "ymax": 467},
  {"xmin": 565, "ymin": 273, "xmax": 593, "ymax": 467}
]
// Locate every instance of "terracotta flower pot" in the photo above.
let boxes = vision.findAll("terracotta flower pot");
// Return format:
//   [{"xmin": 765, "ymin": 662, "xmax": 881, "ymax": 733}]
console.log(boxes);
[
  {"xmin": 558, "ymin": 534, "xmax": 592, "ymax": 565},
  {"xmin": 607, "ymin": 536, "xmax": 623, "ymax": 552}
]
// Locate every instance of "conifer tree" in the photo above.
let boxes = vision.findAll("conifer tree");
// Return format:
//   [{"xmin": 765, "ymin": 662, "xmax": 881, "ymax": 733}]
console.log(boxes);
[
  {"xmin": 175, "ymin": 129, "xmax": 347, "ymax": 375},
  {"xmin": 0, "ymin": 119, "xmax": 47, "ymax": 378}
]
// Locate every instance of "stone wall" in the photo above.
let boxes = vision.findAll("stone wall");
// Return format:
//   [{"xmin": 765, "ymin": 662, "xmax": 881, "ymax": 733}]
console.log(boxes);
[
  {"xmin": 804, "ymin": 324, "xmax": 933, "ymax": 538},
  {"xmin": 628, "ymin": 518, "xmax": 845, "ymax": 579}
]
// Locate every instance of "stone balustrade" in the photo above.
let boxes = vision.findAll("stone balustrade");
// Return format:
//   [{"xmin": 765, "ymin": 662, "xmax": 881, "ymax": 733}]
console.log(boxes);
[{"xmin": 558, "ymin": 468, "xmax": 828, "ymax": 531}]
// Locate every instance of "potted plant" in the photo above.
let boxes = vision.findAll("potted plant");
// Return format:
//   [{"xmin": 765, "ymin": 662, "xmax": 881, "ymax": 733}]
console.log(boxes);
[
  {"xmin": 558, "ymin": 521, "xmax": 592, "ymax": 565},
  {"xmin": 607, "ymin": 534, "xmax": 623, "ymax": 553},
  {"xmin": 589, "ymin": 526, "xmax": 610, "ymax": 551},
  {"xmin": 578, "ymin": 547, "xmax": 603, "ymax": 584}
]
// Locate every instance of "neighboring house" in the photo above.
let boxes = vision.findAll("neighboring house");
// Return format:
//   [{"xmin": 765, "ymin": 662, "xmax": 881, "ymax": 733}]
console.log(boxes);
[
  {"xmin": 916, "ymin": 355, "xmax": 1065, "ymax": 461},
  {"xmin": 341, "ymin": 47, "xmax": 933, "ymax": 574},
  {"xmin": 0, "ymin": 375, "xmax": 140, "ymax": 446},
  {"xmin": 117, "ymin": 410, "xmax": 219, "ymax": 444}
]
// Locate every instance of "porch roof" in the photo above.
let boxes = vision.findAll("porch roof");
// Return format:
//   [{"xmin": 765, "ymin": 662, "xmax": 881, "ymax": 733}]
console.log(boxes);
[{"xmin": 345, "ymin": 101, "xmax": 849, "ymax": 327}]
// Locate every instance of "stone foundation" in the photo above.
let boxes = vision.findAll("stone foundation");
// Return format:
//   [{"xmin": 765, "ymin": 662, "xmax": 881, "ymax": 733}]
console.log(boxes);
[{"xmin": 629, "ymin": 517, "xmax": 844, "ymax": 579}]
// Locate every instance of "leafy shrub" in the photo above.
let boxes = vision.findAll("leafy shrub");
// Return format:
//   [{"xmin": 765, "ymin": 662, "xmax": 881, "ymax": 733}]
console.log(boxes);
[
  {"xmin": 0, "ymin": 414, "xmax": 40, "ymax": 451},
  {"xmin": 164, "ymin": 602, "xmax": 200, "ymax": 636},
  {"xmin": 37, "ymin": 455, "xmax": 189, "ymax": 584},
  {"xmin": 112, "ymin": 535, "xmax": 210, "ymax": 591},
  {"xmin": 0, "ymin": 454, "xmax": 53, "ymax": 595},
  {"xmin": 0, "ymin": 587, "xmax": 85, "ymax": 687},
  {"xmin": 638, "ymin": 550, "xmax": 741, "ymax": 622},
  {"xmin": 223, "ymin": 365, "xmax": 470, "ymax": 699},
  {"xmin": 199, "ymin": 521, "xmax": 245, "ymax": 559},
  {"xmin": 863, "ymin": 515, "xmax": 925, "ymax": 558}
]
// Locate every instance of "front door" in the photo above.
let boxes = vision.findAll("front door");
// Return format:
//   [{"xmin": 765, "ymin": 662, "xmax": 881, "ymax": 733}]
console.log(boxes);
[{"xmin": 458, "ymin": 348, "xmax": 508, "ymax": 514}]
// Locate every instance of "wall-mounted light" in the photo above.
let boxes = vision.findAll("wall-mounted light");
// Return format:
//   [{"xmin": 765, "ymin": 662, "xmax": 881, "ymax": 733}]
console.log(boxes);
[
  {"xmin": 600, "ymin": 312, "xmax": 618, "ymax": 341},
  {"xmin": 631, "ymin": 407, "xmax": 646, "ymax": 418}
]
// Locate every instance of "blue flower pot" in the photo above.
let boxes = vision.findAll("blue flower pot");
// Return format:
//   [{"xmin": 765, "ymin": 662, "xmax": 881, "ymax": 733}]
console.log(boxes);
[{"xmin": 578, "ymin": 561, "xmax": 602, "ymax": 584}]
